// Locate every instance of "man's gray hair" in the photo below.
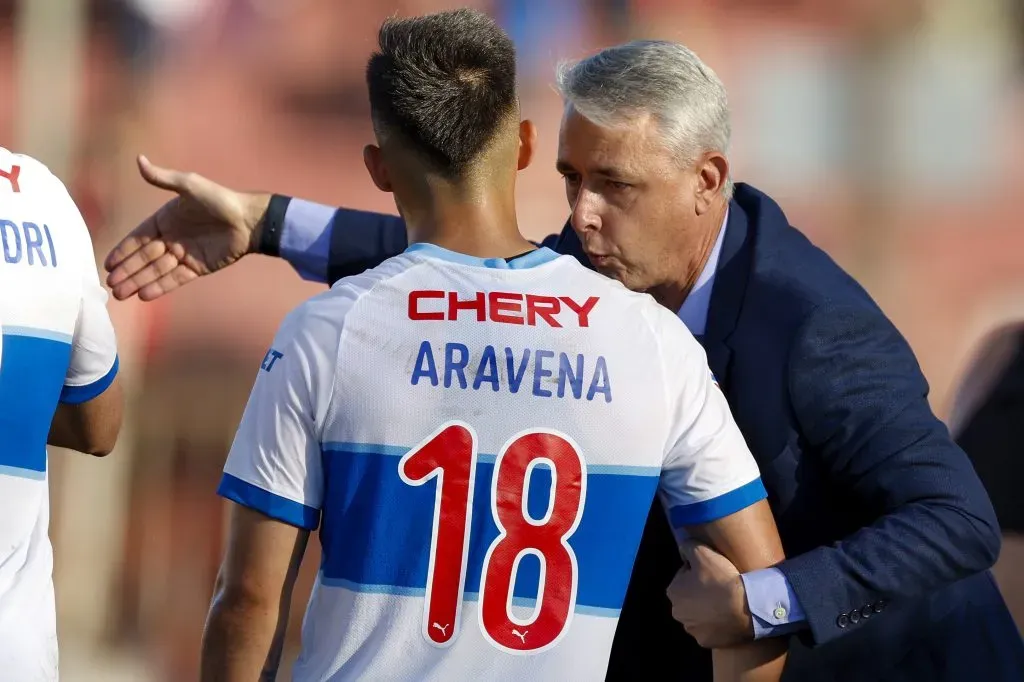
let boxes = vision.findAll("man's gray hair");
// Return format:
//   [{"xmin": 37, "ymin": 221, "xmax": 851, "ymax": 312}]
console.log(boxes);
[{"xmin": 556, "ymin": 40, "xmax": 733, "ymax": 198}]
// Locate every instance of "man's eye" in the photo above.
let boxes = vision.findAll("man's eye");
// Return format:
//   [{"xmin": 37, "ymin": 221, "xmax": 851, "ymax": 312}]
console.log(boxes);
[
  {"xmin": 561, "ymin": 173, "xmax": 580, "ymax": 184},
  {"xmin": 607, "ymin": 180, "xmax": 631, "ymax": 191}
]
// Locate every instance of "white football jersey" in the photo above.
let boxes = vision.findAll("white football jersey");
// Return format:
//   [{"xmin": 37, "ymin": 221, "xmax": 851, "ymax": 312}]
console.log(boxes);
[
  {"xmin": 0, "ymin": 148, "xmax": 119, "ymax": 681},
  {"xmin": 221, "ymin": 243, "xmax": 765, "ymax": 681}
]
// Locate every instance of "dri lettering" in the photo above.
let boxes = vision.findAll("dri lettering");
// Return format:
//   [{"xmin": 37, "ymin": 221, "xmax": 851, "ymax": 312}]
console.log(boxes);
[{"xmin": 1, "ymin": 219, "xmax": 57, "ymax": 267}]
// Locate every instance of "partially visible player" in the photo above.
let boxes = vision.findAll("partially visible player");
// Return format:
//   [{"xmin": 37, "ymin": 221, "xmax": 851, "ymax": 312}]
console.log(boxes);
[
  {"xmin": 200, "ymin": 9, "xmax": 785, "ymax": 682},
  {"xmin": 0, "ymin": 147, "xmax": 123, "ymax": 680}
]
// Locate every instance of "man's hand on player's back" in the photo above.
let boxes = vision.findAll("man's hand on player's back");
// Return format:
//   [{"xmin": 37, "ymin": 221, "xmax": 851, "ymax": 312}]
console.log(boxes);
[{"xmin": 104, "ymin": 155, "xmax": 269, "ymax": 301}]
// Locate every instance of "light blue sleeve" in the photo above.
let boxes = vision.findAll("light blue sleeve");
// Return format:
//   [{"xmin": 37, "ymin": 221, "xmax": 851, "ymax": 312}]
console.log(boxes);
[
  {"xmin": 740, "ymin": 566, "xmax": 808, "ymax": 638},
  {"xmin": 279, "ymin": 198, "xmax": 335, "ymax": 282}
]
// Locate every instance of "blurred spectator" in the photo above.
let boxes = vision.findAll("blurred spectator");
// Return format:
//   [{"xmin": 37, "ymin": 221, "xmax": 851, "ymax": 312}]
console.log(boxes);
[
  {"xmin": 950, "ymin": 320, "xmax": 1024, "ymax": 634},
  {"xmin": 950, "ymin": 322, "xmax": 1024, "ymax": 533},
  {"xmin": 494, "ymin": 0, "xmax": 590, "ymax": 81}
]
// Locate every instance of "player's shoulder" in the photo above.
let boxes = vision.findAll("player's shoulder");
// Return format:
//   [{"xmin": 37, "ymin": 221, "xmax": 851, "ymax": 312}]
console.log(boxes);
[
  {"xmin": 0, "ymin": 147, "xmax": 69, "ymax": 194},
  {"xmin": 580, "ymin": 269, "xmax": 704, "ymax": 371},
  {"xmin": 284, "ymin": 253, "xmax": 421, "ymax": 339},
  {"xmin": 330, "ymin": 252, "xmax": 420, "ymax": 293},
  {"xmin": 555, "ymin": 257, "xmax": 653, "ymax": 304},
  {"xmin": 322, "ymin": 251, "xmax": 423, "ymax": 308},
  {"xmin": 555, "ymin": 259, "xmax": 681, "ymax": 330},
  {"xmin": 0, "ymin": 146, "xmax": 85, "ymax": 230}
]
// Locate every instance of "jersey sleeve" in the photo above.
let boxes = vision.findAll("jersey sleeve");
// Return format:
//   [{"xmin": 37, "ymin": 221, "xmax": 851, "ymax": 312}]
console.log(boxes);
[
  {"xmin": 217, "ymin": 302, "xmax": 338, "ymax": 530},
  {"xmin": 651, "ymin": 308, "xmax": 767, "ymax": 529},
  {"xmin": 56, "ymin": 178, "xmax": 119, "ymax": 404}
]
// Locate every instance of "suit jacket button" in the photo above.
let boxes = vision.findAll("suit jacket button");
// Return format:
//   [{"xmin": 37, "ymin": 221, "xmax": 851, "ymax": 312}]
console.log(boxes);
[
  {"xmin": 860, "ymin": 606, "xmax": 872, "ymax": 619},
  {"xmin": 836, "ymin": 614, "xmax": 850, "ymax": 628},
  {"xmin": 873, "ymin": 601, "xmax": 886, "ymax": 613},
  {"xmin": 849, "ymin": 610, "xmax": 861, "ymax": 624}
]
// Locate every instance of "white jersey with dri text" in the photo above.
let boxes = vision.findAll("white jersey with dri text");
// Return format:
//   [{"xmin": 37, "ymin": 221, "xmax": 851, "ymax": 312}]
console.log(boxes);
[
  {"xmin": 0, "ymin": 148, "xmax": 120, "ymax": 681},
  {"xmin": 221, "ymin": 242, "xmax": 766, "ymax": 681}
]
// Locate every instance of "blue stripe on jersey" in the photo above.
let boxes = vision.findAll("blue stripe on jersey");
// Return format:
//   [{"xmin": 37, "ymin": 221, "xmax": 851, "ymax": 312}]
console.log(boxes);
[
  {"xmin": 0, "ymin": 464, "xmax": 46, "ymax": 480},
  {"xmin": 60, "ymin": 355, "xmax": 119, "ymax": 404},
  {"xmin": 667, "ymin": 478, "xmax": 767, "ymax": 527},
  {"xmin": 317, "ymin": 445, "xmax": 660, "ymax": 613},
  {"xmin": 2, "ymin": 326, "xmax": 72, "ymax": 344},
  {"xmin": 218, "ymin": 473, "xmax": 321, "ymax": 530},
  {"xmin": 0, "ymin": 328, "xmax": 72, "ymax": 477}
]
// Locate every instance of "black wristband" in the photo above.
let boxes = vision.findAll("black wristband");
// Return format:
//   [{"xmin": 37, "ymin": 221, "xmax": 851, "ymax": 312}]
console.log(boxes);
[{"xmin": 257, "ymin": 194, "xmax": 292, "ymax": 257}]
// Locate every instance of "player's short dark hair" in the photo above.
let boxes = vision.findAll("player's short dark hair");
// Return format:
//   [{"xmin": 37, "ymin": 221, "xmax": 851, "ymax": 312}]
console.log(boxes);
[{"xmin": 366, "ymin": 9, "xmax": 518, "ymax": 179}]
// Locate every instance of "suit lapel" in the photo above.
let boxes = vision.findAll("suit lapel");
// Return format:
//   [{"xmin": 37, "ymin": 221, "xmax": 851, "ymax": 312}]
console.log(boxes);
[{"xmin": 702, "ymin": 197, "xmax": 754, "ymax": 390}]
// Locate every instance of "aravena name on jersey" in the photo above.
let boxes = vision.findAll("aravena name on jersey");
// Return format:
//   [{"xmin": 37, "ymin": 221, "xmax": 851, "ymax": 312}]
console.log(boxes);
[{"xmin": 404, "ymin": 288, "xmax": 612, "ymax": 402}]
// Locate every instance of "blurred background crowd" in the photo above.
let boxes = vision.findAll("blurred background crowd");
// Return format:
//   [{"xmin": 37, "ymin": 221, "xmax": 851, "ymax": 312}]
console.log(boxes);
[{"xmin": 2, "ymin": 0, "xmax": 1023, "ymax": 679}]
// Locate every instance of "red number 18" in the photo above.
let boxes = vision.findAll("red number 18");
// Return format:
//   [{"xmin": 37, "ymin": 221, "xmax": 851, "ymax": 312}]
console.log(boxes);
[{"xmin": 398, "ymin": 422, "xmax": 586, "ymax": 654}]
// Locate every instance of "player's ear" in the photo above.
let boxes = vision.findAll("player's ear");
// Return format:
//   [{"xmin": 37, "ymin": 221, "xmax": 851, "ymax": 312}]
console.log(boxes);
[
  {"xmin": 363, "ymin": 144, "xmax": 392, "ymax": 192},
  {"xmin": 517, "ymin": 120, "xmax": 537, "ymax": 171}
]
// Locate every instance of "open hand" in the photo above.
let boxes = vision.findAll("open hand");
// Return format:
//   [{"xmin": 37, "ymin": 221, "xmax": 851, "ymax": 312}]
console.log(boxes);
[{"xmin": 104, "ymin": 155, "xmax": 270, "ymax": 301}]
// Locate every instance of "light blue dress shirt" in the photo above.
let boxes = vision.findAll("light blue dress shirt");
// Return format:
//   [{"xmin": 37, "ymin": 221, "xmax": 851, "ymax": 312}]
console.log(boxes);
[{"xmin": 278, "ymin": 200, "xmax": 807, "ymax": 638}]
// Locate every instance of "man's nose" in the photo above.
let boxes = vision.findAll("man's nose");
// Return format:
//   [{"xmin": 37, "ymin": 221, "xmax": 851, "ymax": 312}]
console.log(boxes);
[{"xmin": 570, "ymin": 189, "xmax": 602, "ymax": 234}]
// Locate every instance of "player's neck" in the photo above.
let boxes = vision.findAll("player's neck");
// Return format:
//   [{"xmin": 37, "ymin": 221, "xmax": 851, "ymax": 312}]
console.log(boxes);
[{"xmin": 403, "ymin": 192, "xmax": 535, "ymax": 260}]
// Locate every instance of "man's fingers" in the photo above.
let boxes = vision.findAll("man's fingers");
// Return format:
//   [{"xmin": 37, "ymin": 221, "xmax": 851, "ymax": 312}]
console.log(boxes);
[
  {"xmin": 104, "ymin": 219, "xmax": 159, "ymax": 272},
  {"xmin": 678, "ymin": 538, "xmax": 703, "ymax": 561},
  {"xmin": 138, "ymin": 266, "xmax": 198, "ymax": 301},
  {"xmin": 109, "ymin": 250, "xmax": 178, "ymax": 301},
  {"xmin": 679, "ymin": 538, "xmax": 722, "ymax": 563},
  {"xmin": 107, "ymin": 238, "xmax": 168, "ymax": 289}
]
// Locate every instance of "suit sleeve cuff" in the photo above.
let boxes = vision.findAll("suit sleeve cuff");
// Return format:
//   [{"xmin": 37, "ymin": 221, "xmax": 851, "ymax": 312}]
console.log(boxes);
[
  {"xmin": 257, "ymin": 194, "xmax": 290, "ymax": 257},
  {"xmin": 271, "ymin": 198, "xmax": 335, "ymax": 282},
  {"xmin": 741, "ymin": 566, "xmax": 808, "ymax": 639}
]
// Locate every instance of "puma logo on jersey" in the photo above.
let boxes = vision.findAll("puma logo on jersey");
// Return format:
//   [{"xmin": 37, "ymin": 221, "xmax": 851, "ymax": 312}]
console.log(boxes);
[
  {"xmin": 408, "ymin": 290, "xmax": 600, "ymax": 328},
  {"xmin": 512, "ymin": 629, "xmax": 528, "ymax": 644},
  {"xmin": 432, "ymin": 622, "xmax": 450, "ymax": 637}
]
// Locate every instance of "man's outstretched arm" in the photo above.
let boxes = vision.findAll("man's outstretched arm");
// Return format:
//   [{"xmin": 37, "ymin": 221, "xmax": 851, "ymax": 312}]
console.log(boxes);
[
  {"xmin": 105, "ymin": 157, "xmax": 572, "ymax": 299},
  {"xmin": 264, "ymin": 195, "xmax": 408, "ymax": 285},
  {"xmin": 104, "ymin": 156, "xmax": 408, "ymax": 299}
]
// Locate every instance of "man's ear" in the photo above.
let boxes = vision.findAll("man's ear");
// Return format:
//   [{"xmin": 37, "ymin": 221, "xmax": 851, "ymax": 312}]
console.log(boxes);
[
  {"xmin": 363, "ymin": 144, "xmax": 392, "ymax": 192},
  {"xmin": 517, "ymin": 119, "xmax": 538, "ymax": 171},
  {"xmin": 694, "ymin": 151, "xmax": 729, "ymax": 215}
]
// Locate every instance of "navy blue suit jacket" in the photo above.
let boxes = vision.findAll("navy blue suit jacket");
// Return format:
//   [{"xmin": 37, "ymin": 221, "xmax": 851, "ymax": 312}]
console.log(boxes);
[{"xmin": 314, "ymin": 183, "xmax": 1022, "ymax": 681}]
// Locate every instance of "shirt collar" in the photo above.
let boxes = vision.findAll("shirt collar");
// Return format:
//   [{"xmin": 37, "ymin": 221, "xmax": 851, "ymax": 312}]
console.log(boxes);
[{"xmin": 677, "ymin": 209, "xmax": 729, "ymax": 336}]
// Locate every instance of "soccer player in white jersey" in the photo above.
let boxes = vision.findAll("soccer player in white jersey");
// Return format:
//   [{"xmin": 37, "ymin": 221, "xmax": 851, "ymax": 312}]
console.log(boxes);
[
  {"xmin": 0, "ymin": 147, "xmax": 122, "ymax": 681},
  {"xmin": 201, "ymin": 9, "xmax": 786, "ymax": 682}
]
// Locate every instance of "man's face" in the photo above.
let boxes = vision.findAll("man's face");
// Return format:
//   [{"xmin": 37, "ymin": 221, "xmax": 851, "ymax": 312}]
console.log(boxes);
[{"xmin": 556, "ymin": 106, "xmax": 699, "ymax": 294}]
